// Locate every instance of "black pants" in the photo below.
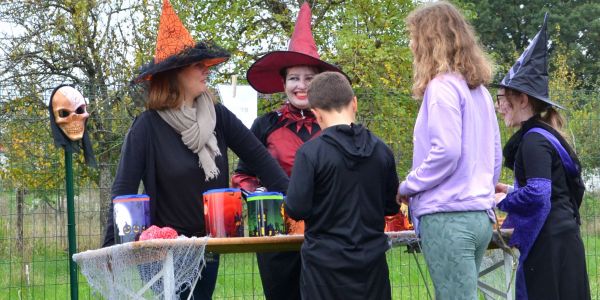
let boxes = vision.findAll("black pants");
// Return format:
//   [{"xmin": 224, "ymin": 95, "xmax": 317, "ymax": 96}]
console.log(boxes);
[{"xmin": 257, "ymin": 251, "xmax": 301, "ymax": 300}]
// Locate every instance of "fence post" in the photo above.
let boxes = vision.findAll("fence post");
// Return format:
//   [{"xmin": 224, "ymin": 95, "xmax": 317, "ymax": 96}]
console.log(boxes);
[
  {"xmin": 16, "ymin": 188, "xmax": 24, "ymax": 253},
  {"xmin": 65, "ymin": 149, "xmax": 78, "ymax": 300}
]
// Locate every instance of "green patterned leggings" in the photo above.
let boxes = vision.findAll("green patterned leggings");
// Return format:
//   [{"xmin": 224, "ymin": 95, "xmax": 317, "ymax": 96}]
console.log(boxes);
[{"xmin": 419, "ymin": 211, "xmax": 493, "ymax": 300}]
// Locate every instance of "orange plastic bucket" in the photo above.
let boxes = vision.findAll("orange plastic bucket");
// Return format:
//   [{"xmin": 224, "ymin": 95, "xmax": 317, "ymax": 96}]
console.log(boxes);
[{"xmin": 203, "ymin": 188, "xmax": 244, "ymax": 237}]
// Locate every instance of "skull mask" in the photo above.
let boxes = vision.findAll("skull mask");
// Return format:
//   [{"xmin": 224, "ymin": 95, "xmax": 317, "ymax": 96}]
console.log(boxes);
[{"xmin": 51, "ymin": 86, "xmax": 89, "ymax": 141}]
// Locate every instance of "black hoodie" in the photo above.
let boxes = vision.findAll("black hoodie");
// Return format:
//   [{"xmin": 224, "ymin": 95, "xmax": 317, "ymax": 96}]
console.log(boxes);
[
  {"xmin": 285, "ymin": 123, "xmax": 399, "ymax": 299},
  {"xmin": 322, "ymin": 123, "xmax": 377, "ymax": 168}
]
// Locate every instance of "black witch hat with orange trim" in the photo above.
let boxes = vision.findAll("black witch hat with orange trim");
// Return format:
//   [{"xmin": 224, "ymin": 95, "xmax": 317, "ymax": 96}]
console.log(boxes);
[
  {"xmin": 132, "ymin": 0, "xmax": 230, "ymax": 83},
  {"xmin": 246, "ymin": 2, "xmax": 346, "ymax": 94}
]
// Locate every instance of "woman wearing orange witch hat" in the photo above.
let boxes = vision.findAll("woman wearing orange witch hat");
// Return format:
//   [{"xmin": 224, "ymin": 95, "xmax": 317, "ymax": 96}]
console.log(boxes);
[
  {"xmin": 101, "ymin": 1, "xmax": 289, "ymax": 299},
  {"xmin": 230, "ymin": 2, "xmax": 346, "ymax": 300}
]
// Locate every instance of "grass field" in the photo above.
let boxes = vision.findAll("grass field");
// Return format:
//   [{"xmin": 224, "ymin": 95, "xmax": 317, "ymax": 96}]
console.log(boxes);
[{"xmin": 1, "ymin": 237, "xmax": 598, "ymax": 300}]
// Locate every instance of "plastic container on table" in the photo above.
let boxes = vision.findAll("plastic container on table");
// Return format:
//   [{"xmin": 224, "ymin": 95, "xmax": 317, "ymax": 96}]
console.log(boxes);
[
  {"xmin": 113, "ymin": 194, "xmax": 151, "ymax": 243},
  {"xmin": 203, "ymin": 188, "xmax": 244, "ymax": 237},
  {"xmin": 246, "ymin": 191, "xmax": 286, "ymax": 237}
]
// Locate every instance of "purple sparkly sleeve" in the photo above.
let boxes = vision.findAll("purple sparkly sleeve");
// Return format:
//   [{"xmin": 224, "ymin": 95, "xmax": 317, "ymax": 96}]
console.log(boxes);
[{"xmin": 497, "ymin": 178, "xmax": 551, "ymax": 215}]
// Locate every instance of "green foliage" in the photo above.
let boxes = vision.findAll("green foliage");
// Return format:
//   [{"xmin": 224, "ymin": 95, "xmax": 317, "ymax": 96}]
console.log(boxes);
[
  {"xmin": 1, "ymin": 96, "xmax": 58, "ymax": 202},
  {"xmin": 355, "ymin": 89, "xmax": 418, "ymax": 174},
  {"xmin": 548, "ymin": 38, "xmax": 600, "ymax": 171},
  {"xmin": 0, "ymin": 0, "xmax": 150, "ymax": 207},
  {"xmin": 330, "ymin": 0, "xmax": 414, "ymax": 90},
  {"xmin": 567, "ymin": 99, "xmax": 600, "ymax": 173},
  {"xmin": 463, "ymin": 0, "xmax": 600, "ymax": 89}
]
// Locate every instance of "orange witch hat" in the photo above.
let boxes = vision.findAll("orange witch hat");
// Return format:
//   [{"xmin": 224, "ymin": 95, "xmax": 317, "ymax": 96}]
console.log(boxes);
[
  {"xmin": 154, "ymin": 0, "xmax": 195, "ymax": 63},
  {"xmin": 246, "ymin": 2, "xmax": 346, "ymax": 94},
  {"xmin": 132, "ymin": 0, "xmax": 230, "ymax": 83}
]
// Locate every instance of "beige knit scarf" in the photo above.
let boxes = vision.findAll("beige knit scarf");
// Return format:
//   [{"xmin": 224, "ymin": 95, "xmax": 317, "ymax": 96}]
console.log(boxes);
[{"xmin": 157, "ymin": 92, "xmax": 221, "ymax": 181}]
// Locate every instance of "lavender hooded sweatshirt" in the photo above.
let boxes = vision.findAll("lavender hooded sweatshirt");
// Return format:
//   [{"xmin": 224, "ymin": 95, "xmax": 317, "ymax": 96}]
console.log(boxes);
[{"xmin": 399, "ymin": 73, "xmax": 502, "ymax": 232}]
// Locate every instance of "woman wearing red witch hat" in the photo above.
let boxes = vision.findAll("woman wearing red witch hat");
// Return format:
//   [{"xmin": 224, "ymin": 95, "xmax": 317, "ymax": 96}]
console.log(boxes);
[
  {"xmin": 102, "ymin": 1, "xmax": 288, "ymax": 299},
  {"xmin": 231, "ymin": 2, "xmax": 346, "ymax": 299}
]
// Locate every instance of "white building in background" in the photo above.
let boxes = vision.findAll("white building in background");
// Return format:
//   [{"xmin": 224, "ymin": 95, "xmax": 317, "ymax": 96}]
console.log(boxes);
[
  {"xmin": 217, "ymin": 84, "xmax": 258, "ymax": 129},
  {"xmin": 584, "ymin": 168, "xmax": 600, "ymax": 192},
  {"xmin": 0, "ymin": 144, "xmax": 6, "ymax": 168}
]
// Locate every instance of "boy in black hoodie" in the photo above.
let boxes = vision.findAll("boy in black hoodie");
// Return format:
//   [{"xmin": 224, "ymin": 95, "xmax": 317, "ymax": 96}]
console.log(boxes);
[{"xmin": 284, "ymin": 72, "xmax": 400, "ymax": 300}]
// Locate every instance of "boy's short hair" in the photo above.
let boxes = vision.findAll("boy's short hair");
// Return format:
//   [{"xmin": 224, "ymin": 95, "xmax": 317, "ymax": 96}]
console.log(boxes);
[{"xmin": 308, "ymin": 71, "xmax": 354, "ymax": 112}]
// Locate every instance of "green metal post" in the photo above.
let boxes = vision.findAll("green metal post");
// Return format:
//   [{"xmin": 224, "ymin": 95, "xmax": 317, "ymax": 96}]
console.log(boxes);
[{"xmin": 65, "ymin": 149, "xmax": 79, "ymax": 300}]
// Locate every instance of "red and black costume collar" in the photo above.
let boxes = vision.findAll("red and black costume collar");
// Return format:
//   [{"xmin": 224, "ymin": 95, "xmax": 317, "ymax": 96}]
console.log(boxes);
[{"xmin": 276, "ymin": 102, "xmax": 318, "ymax": 136}]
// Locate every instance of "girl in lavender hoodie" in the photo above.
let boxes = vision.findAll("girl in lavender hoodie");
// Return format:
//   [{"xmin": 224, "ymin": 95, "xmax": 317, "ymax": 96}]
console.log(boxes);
[{"xmin": 397, "ymin": 2, "xmax": 501, "ymax": 299}]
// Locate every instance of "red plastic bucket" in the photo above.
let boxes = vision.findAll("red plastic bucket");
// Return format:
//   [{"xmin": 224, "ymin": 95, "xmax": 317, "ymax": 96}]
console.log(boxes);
[{"xmin": 203, "ymin": 188, "xmax": 244, "ymax": 237}]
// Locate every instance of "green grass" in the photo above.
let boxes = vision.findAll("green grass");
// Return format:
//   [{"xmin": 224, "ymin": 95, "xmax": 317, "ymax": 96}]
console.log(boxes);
[
  {"xmin": 214, "ymin": 253, "xmax": 264, "ymax": 298},
  {"xmin": 0, "ymin": 246, "xmax": 97, "ymax": 300},
  {"xmin": 212, "ymin": 247, "xmax": 520, "ymax": 300},
  {"xmin": 584, "ymin": 235, "xmax": 600, "ymax": 297},
  {"xmin": 211, "ymin": 248, "xmax": 436, "ymax": 299},
  {"xmin": 212, "ymin": 248, "xmax": 437, "ymax": 299},
  {"xmin": 0, "ymin": 239, "xmax": 598, "ymax": 299}
]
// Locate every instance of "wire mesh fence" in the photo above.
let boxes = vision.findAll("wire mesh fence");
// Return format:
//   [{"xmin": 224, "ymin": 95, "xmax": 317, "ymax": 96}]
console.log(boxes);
[{"xmin": 0, "ymin": 85, "xmax": 598, "ymax": 299}]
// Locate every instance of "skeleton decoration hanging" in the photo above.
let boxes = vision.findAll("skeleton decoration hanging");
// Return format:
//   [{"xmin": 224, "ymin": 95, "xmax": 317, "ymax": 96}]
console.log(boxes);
[
  {"xmin": 49, "ymin": 84, "xmax": 97, "ymax": 167},
  {"xmin": 51, "ymin": 86, "xmax": 89, "ymax": 141}
]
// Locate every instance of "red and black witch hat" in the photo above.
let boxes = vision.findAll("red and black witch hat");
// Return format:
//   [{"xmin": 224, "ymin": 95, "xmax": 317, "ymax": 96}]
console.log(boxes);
[
  {"xmin": 132, "ymin": 0, "xmax": 230, "ymax": 83},
  {"xmin": 246, "ymin": 2, "xmax": 346, "ymax": 94}
]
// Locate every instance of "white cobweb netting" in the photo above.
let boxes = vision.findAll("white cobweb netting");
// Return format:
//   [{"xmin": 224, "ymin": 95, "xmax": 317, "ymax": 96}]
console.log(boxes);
[{"xmin": 73, "ymin": 236, "xmax": 209, "ymax": 300}]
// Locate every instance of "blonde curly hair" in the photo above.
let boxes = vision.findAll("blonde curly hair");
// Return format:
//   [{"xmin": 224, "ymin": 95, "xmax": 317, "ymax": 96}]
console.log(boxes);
[{"xmin": 407, "ymin": 1, "xmax": 492, "ymax": 98}]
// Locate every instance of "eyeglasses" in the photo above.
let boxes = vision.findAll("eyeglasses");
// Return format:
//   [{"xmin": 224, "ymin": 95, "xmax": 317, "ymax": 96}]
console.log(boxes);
[
  {"xmin": 495, "ymin": 94, "xmax": 514, "ymax": 113},
  {"xmin": 496, "ymin": 94, "xmax": 507, "ymax": 106},
  {"xmin": 496, "ymin": 94, "xmax": 505, "ymax": 102}
]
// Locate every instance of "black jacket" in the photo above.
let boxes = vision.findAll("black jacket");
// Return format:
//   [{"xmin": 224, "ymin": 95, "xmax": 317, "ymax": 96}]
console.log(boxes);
[
  {"xmin": 285, "ymin": 123, "xmax": 399, "ymax": 300},
  {"xmin": 103, "ymin": 104, "xmax": 288, "ymax": 246}
]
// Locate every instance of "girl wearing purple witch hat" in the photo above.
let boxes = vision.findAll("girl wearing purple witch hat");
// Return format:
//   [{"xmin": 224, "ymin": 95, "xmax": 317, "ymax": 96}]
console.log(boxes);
[{"xmin": 495, "ymin": 13, "xmax": 590, "ymax": 300}]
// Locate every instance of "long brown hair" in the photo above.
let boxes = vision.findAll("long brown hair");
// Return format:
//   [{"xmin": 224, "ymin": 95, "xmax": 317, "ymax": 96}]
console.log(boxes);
[
  {"xmin": 406, "ymin": 1, "xmax": 492, "ymax": 98},
  {"xmin": 146, "ymin": 68, "xmax": 182, "ymax": 110},
  {"xmin": 146, "ymin": 66, "xmax": 217, "ymax": 110}
]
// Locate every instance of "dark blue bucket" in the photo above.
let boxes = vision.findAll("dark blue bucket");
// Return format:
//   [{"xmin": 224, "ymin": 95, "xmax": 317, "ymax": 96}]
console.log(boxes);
[{"xmin": 112, "ymin": 194, "xmax": 151, "ymax": 243}]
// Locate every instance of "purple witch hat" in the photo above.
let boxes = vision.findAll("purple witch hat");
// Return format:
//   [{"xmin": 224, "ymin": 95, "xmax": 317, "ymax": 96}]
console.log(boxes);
[{"xmin": 498, "ymin": 13, "xmax": 564, "ymax": 109}]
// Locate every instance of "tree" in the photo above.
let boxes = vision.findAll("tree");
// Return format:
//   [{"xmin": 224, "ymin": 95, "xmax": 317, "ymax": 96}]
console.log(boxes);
[
  {"xmin": 548, "ymin": 37, "xmax": 600, "ymax": 176},
  {"xmin": 463, "ymin": 0, "xmax": 600, "ymax": 89},
  {"xmin": 0, "ymin": 0, "xmax": 151, "ymax": 238}
]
